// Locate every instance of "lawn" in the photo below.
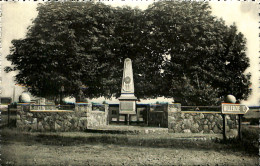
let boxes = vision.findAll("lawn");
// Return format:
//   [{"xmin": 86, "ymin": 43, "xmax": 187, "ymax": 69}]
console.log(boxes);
[{"xmin": 1, "ymin": 126, "xmax": 258, "ymax": 166}]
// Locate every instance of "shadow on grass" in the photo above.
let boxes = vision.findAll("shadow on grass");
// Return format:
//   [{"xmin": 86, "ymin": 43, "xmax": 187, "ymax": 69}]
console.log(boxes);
[
  {"xmin": 1, "ymin": 127, "xmax": 258, "ymax": 156},
  {"xmin": 215, "ymin": 138, "xmax": 258, "ymax": 155},
  {"xmin": 85, "ymin": 129, "xmax": 138, "ymax": 134}
]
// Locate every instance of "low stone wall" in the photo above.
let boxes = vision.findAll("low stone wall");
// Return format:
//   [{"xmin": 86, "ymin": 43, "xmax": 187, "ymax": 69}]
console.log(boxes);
[
  {"xmin": 87, "ymin": 104, "xmax": 109, "ymax": 128},
  {"xmin": 168, "ymin": 104, "xmax": 238, "ymax": 135},
  {"xmin": 16, "ymin": 104, "xmax": 108, "ymax": 131},
  {"xmin": 17, "ymin": 103, "xmax": 239, "ymax": 136}
]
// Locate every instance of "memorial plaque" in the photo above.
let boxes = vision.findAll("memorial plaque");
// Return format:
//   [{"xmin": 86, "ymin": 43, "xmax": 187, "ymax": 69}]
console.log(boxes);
[
  {"xmin": 119, "ymin": 101, "xmax": 136, "ymax": 114},
  {"xmin": 120, "ymin": 101, "xmax": 134, "ymax": 110}
]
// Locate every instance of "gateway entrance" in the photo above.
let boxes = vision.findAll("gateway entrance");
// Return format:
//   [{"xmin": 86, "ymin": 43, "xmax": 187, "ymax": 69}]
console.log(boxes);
[{"xmin": 108, "ymin": 104, "xmax": 168, "ymax": 127}]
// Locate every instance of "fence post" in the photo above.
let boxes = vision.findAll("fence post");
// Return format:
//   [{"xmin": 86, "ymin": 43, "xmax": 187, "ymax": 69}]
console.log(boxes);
[
  {"xmin": 7, "ymin": 104, "xmax": 10, "ymax": 127},
  {"xmin": 147, "ymin": 104, "xmax": 150, "ymax": 126},
  {"xmin": 222, "ymin": 114, "xmax": 226, "ymax": 141},
  {"xmin": 105, "ymin": 104, "xmax": 109, "ymax": 125},
  {"xmin": 238, "ymin": 114, "xmax": 242, "ymax": 141}
]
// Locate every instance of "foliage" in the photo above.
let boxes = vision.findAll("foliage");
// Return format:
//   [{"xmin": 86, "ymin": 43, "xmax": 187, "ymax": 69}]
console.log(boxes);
[
  {"xmin": 5, "ymin": 2, "xmax": 251, "ymax": 105},
  {"xmin": 145, "ymin": 2, "xmax": 251, "ymax": 105}
]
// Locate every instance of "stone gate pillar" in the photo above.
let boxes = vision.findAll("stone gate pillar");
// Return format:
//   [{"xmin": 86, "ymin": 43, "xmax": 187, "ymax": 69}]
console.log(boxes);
[{"xmin": 168, "ymin": 103, "xmax": 181, "ymax": 132}]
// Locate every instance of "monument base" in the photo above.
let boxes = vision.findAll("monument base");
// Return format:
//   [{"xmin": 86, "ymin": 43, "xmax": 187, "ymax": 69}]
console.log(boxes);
[
  {"xmin": 118, "ymin": 93, "xmax": 137, "ymax": 100},
  {"xmin": 119, "ymin": 93, "xmax": 137, "ymax": 115},
  {"xmin": 119, "ymin": 100, "xmax": 136, "ymax": 115}
]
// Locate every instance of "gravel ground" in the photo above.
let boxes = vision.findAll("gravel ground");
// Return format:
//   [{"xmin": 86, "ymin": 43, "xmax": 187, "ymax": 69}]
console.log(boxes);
[{"xmin": 1, "ymin": 128, "xmax": 258, "ymax": 166}]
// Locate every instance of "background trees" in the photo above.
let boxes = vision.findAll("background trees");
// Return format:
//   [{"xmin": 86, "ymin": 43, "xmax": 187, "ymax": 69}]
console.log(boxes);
[
  {"xmin": 5, "ymin": 2, "xmax": 251, "ymax": 105},
  {"xmin": 144, "ymin": 2, "xmax": 251, "ymax": 105}
]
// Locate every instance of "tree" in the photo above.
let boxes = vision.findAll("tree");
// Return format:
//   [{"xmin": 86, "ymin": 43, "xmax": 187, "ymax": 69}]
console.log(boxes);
[
  {"xmin": 6, "ymin": 2, "xmax": 115, "ymax": 101},
  {"xmin": 144, "ymin": 2, "xmax": 251, "ymax": 105},
  {"xmin": 5, "ymin": 2, "xmax": 251, "ymax": 105}
]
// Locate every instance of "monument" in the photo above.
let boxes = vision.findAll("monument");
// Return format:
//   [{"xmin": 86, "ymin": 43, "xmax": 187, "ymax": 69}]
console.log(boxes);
[{"xmin": 118, "ymin": 58, "xmax": 137, "ymax": 116}]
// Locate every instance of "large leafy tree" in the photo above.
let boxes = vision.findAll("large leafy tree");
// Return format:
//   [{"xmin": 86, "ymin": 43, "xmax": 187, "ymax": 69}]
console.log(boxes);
[
  {"xmin": 144, "ymin": 2, "xmax": 251, "ymax": 105},
  {"xmin": 6, "ymin": 2, "xmax": 116, "ymax": 101},
  {"xmin": 5, "ymin": 2, "xmax": 251, "ymax": 105}
]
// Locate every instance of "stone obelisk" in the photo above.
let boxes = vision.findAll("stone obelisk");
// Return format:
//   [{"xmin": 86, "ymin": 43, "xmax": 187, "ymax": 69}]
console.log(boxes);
[{"xmin": 118, "ymin": 58, "xmax": 137, "ymax": 115}]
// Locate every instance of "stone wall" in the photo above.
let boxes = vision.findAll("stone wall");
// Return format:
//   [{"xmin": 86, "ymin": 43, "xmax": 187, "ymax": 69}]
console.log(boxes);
[
  {"xmin": 168, "ymin": 104, "xmax": 238, "ymax": 136},
  {"xmin": 16, "ymin": 104, "xmax": 108, "ymax": 131},
  {"xmin": 17, "ymin": 103, "xmax": 239, "ymax": 136},
  {"xmin": 87, "ymin": 104, "xmax": 109, "ymax": 128}
]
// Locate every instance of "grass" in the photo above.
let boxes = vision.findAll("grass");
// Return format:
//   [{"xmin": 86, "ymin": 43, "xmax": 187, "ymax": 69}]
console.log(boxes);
[
  {"xmin": 1, "ymin": 125, "xmax": 258, "ymax": 166},
  {"xmin": 241, "ymin": 125, "xmax": 259, "ymax": 152},
  {"xmin": 214, "ymin": 125, "xmax": 259, "ymax": 155},
  {"xmin": 1, "ymin": 126, "xmax": 258, "ymax": 156}
]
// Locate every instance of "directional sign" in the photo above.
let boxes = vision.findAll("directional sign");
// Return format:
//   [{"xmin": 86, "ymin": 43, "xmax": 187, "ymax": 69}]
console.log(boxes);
[{"xmin": 221, "ymin": 103, "xmax": 249, "ymax": 114}]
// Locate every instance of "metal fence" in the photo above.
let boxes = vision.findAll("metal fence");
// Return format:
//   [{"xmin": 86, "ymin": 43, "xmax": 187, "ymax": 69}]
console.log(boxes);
[
  {"xmin": 181, "ymin": 106, "xmax": 221, "ymax": 112},
  {"xmin": 248, "ymin": 106, "xmax": 260, "ymax": 111},
  {"xmin": 92, "ymin": 104, "xmax": 105, "ymax": 112},
  {"xmin": 30, "ymin": 104, "xmax": 75, "ymax": 111},
  {"xmin": 150, "ymin": 104, "xmax": 168, "ymax": 112}
]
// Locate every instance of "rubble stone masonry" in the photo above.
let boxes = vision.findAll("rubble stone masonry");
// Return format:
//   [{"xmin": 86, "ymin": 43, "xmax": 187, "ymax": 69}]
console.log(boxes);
[
  {"xmin": 16, "ymin": 104, "xmax": 108, "ymax": 131},
  {"xmin": 168, "ymin": 104, "xmax": 238, "ymax": 136}
]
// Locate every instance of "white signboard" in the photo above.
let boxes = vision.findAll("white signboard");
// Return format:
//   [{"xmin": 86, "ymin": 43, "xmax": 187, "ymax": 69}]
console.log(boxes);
[{"xmin": 221, "ymin": 103, "xmax": 249, "ymax": 114}]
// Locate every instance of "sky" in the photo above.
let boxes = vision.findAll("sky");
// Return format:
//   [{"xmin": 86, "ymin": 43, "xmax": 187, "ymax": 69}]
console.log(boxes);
[{"xmin": 0, "ymin": 1, "xmax": 259, "ymax": 105}]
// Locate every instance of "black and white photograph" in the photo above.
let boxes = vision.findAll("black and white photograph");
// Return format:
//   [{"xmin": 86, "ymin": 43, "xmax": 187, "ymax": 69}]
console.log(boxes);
[{"xmin": 0, "ymin": 0, "xmax": 259, "ymax": 165}]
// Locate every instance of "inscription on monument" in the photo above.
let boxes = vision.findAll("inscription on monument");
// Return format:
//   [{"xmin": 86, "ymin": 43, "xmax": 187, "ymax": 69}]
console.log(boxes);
[
  {"xmin": 119, "ymin": 101, "xmax": 136, "ymax": 114},
  {"xmin": 120, "ymin": 101, "xmax": 134, "ymax": 111}
]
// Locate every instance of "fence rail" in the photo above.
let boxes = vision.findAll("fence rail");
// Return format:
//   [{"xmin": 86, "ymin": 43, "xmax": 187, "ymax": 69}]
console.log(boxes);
[
  {"xmin": 92, "ymin": 104, "xmax": 105, "ymax": 112},
  {"xmin": 248, "ymin": 106, "xmax": 260, "ymax": 111},
  {"xmin": 150, "ymin": 104, "xmax": 168, "ymax": 112},
  {"xmin": 30, "ymin": 105, "xmax": 75, "ymax": 111},
  {"xmin": 181, "ymin": 106, "xmax": 221, "ymax": 112}
]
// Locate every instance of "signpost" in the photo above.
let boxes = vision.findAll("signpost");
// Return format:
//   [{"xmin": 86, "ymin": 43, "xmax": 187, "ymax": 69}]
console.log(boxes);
[{"xmin": 221, "ymin": 103, "xmax": 249, "ymax": 140}]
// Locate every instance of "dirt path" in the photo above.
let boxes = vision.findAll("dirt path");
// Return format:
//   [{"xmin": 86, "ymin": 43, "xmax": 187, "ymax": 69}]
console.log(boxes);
[{"xmin": 1, "ymin": 129, "xmax": 258, "ymax": 165}]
